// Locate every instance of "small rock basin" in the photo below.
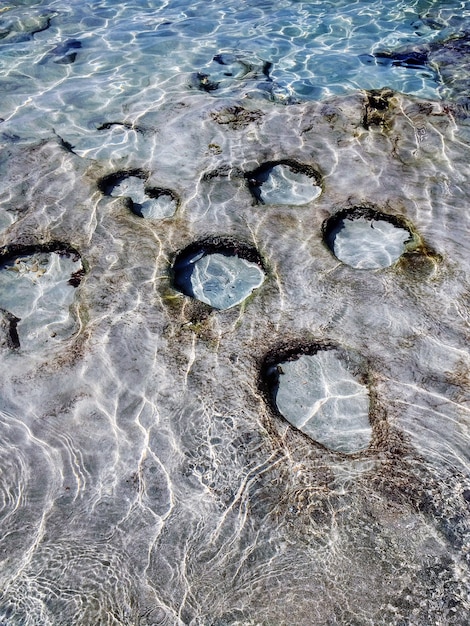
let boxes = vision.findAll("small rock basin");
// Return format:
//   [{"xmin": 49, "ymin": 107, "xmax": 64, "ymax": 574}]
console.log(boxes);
[
  {"xmin": 265, "ymin": 347, "xmax": 373, "ymax": 454},
  {"xmin": 173, "ymin": 239, "xmax": 266, "ymax": 310}
]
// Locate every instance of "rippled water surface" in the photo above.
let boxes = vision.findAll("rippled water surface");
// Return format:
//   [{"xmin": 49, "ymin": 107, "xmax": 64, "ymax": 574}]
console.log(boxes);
[
  {"xmin": 1, "ymin": 0, "xmax": 470, "ymax": 624},
  {"xmin": 272, "ymin": 349, "xmax": 372, "ymax": 453}
]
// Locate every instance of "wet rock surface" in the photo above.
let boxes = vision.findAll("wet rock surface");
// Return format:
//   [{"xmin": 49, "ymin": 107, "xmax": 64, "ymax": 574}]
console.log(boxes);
[
  {"xmin": 210, "ymin": 105, "xmax": 264, "ymax": 129},
  {"xmin": 99, "ymin": 170, "xmax": 178, "ymax": 219},
  {"xmin": 0, "ymin": 90, "xmax": 469, "ymax": 624}
]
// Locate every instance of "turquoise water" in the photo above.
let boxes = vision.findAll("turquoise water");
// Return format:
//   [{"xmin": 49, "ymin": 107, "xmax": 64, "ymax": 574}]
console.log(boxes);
[
  {"xmin": 1, "ymin": 1, "xmax": 470, "ymax": 625},
  {"xmin": 1, "ymin": 0, "xmax": 470, "ymax": 148}
]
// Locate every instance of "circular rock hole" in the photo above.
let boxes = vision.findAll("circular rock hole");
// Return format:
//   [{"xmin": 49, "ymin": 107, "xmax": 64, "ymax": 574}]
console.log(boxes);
[
  {"xmin": 98, "ymin": 170, "xmax": 178, "ymax": 219},
  {"xmin": 172, "ymin": 237, "xmax": 266, "ymax": 310},
  {"xmin": 0, "ymin": 242, "xmax": 84, "ymax": 350},
  {"xmin": 246, "ymin": 160, "xmax": 322, "ymax": 205},
  {"xmin": 322, "ymin": 206, "xmax": 414, "ymax": 269},
  {"xmin": 261, "ymin": 344, "xmax": 372, "ymax": 454}
]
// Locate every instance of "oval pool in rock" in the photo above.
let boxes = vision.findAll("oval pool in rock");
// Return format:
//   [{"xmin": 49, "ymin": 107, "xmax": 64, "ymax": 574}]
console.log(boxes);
[
  {"xmin": 99, "ymin": 171, "xmax": 178, "ymax": 219},
  {"xmin": 0, "ymin": 246, "xmax": 83, "ymax": 350},
  {"xmin": 247, "ymin": 160, "xmax": 322, "ymax": 205},
  {"xmin": 323, "ymin": 206, "xmax": 413, "ymax": 269},
  {"xmin": 173, "ymin": 239, "xmax": 266, "ymax": 310},
  {"xmin": 265, "ymin": 347, "xmax": 372, "ymax": 454}
]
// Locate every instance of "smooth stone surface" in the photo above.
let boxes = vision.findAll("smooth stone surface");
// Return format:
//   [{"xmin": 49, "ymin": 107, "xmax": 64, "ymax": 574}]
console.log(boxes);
[
  {"xmin": 184, "ymin": 252, "xmax": 265, "ymax": 310},
  {"xmin": 258, "ymin": 164, "xmax": 321, "ymax": 205},
  {"xmin": 0, "ymin": 252, "xmax": 82, "ymax": 350},
  {"xmin": 330, "ymin": 216, "xmax": 411, "ymax": 269},
  {"xmin": 275, "ymin": 351, "xmax": 372, "ymax": 454}
]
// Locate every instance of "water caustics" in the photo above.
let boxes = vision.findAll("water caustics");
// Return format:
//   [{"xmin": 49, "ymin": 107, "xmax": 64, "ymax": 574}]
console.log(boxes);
[
  {"xmin": 173, "ymin": 240, "xmax": 266, "ymax": 310},
  {"xmin": 247, "ymin": 161, "xmax": 322, "ymax": 206},
  {"xmin": 269, "ymin": 349, "xmax": 372, "ymax": 454},
  {"xmin": 323, "ymin": 208, "xmax": 415, "ymax": 269},
  {"xmin": 0, "ymin": 0, "xmax": 470, "ymax": 624},
  {"xmin": 0, "ymin": 248, "xmax": 83, "ymax": 350},
  {"xmin": 185, "ymin": 253, "xmax": 265, "ymax": 310},
  {"xmin": 99, "ymin": 171, "xmax": 179, "ymax": 219}
]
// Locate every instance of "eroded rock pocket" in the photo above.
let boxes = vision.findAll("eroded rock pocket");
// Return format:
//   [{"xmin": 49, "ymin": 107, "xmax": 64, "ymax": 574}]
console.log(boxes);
[
  {"xmin": 322, "ymin": 206, "xmax": 414, "ymax": 269},
  {"xmin": 0, "ymin": 243, "xmax": 84, "ymax": 350},
  {"xmin": 261, "ymin": 343, "xmax": 373, "ymax": 454},
  {"xmin": 246, "ymin": 160, "xmax": 322, "ymax": 205},
  {"xmin": 172, "ymin": 237, "xmax": 266, "ymax": 310},
  {"xmin": 98, "ymin": 170, "xmax": 178, "ymax": 219},
  {"xmin": 190, "ymin": 52, "xmax": 272, "ymax": 94}
]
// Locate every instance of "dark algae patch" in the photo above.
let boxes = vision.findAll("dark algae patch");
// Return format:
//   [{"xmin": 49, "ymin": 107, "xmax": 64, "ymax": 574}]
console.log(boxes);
[
  {"xmin": 97, "ymin": 169, "xmax": 147, "ymax": 196},
  {"xmin": 0, "ymin": 309, "xmax": 20, "ymax": 349},
  {"xmin": 362, "ymin": 87, "xmax": 396, "ymax": 130},
  {"xmin": 0, "ymin": 241, "xmax": 83, "ymax": 271},
  {"xmin": 210, "ymin": 106, "xmax": 263, "ymax": 129}
]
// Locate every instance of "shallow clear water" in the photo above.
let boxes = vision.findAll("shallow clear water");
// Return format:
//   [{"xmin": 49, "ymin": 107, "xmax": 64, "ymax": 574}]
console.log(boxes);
[
  {"xmin": 328, "ymin": 215, "xmax": 412, "ymax": 269},
  {"xmin": 274, "ymin": 350, "xmax": 372, "ymax": 453},
  {"xmin": 1, "ymin": 0, "xmax": 470, "ymax": 624},
  {"xmin": 175, "ymin": 251, "xmax": 265, "ymax": 310},
  {"xmin": 1, "ymin": 0, "xmax": 470, "ymax": 152}
]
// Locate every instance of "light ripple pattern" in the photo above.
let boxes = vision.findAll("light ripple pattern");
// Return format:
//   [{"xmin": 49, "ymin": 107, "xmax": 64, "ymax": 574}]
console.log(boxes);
[
  {"xmin": 0, "ymin": 89, "xmax": 468, "ymax": 623},
  {"xmin": 0, "ymin": 0, "xmax": 469, "ymax": 148},
  {"xmin": 0, "ymin": 0, "xmax": 469, "ymax": 624},
  {"xmin": 109, "ymin": 175, "xmax": 177, "ymax": 220},
  {"xmin": 256, "ymin": 163, "xmax": 322, "ymax": 205},
  {"xmin": 0, "ymin": 251, "xmax": 82, "ymax": 350},
  {"xmin": 329, "ymin": 215, "xmax": 412, "ymax": 269},
  {"xmin": 179, "ymin": 252, "xmax": 265, "ymax": 310},
  {"xmin": 274, "ymin": 350, "xmax": 372, "ymax": 453}
]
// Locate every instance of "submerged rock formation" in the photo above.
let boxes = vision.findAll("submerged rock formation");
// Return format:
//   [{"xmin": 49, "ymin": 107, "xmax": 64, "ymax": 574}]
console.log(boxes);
[
  {"xmin": 322, "ymin": 206, "xmax": 415, "ymax": 269},
  {"xmin": 360, "ymin": 31, "xmax": 470, "ymax": 103},
  {"xmin": 0, "ymin": 87, "xmax": 469, "ymax": 624},
  {"xmin": 98, "ymin": 170, "xmax": 178, "ymax": 219},
  {"xmin": 0, "ymin": 244, "xmax": 84, "ymax": 350}
]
